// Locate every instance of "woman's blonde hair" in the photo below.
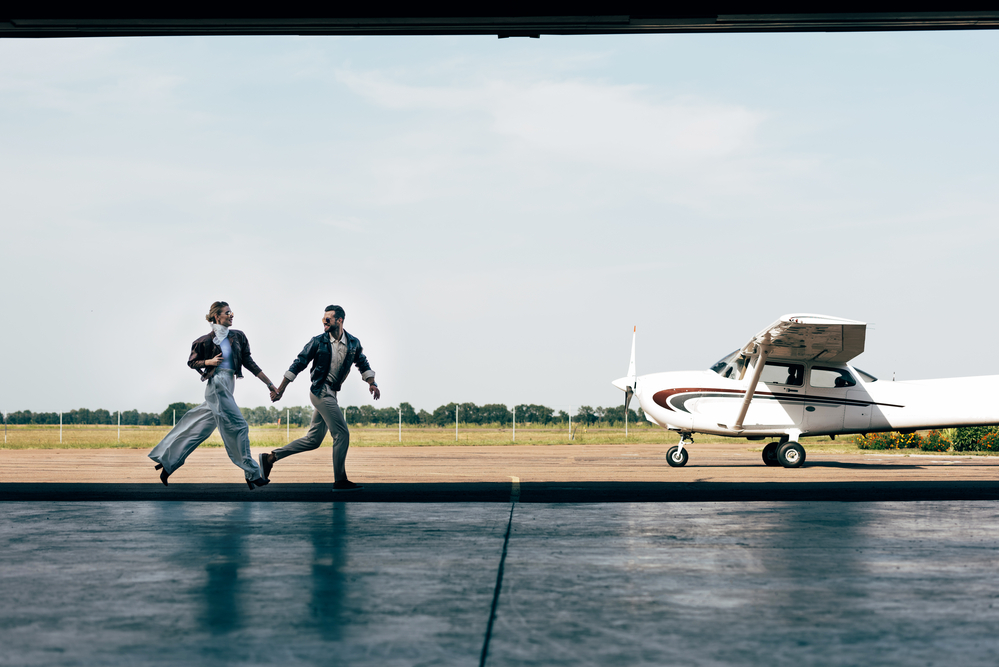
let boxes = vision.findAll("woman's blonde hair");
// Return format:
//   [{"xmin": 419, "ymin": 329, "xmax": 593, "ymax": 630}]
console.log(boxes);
[{"xmin": 206, "ymin": 301, "xmax": 230, "ymax": 324}]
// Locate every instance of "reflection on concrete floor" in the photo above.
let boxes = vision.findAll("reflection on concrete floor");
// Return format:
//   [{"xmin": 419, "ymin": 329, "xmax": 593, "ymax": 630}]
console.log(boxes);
[{"xmin": 1, "ymin": 502, "xmax": 998, "ymax": 666}]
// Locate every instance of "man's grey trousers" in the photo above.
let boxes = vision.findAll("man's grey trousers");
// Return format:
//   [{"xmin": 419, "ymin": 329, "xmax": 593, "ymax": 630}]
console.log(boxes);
[
  {"xmin": 271, "ymin": 385, "xmax": 350, "ymax": 482},
  {"xmin": 148, "ymin": 369, "xmax": 264, "ymax": 481}
]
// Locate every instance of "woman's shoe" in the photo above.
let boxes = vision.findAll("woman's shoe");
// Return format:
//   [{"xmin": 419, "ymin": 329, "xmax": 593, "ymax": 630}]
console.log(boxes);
[
  {"xmin": 246, "ymin": 477, "xmax": 270, "ymax": 490},
  {"xmin": 158, "ymin": 467, "xmax": 170, "ymax": 486}
]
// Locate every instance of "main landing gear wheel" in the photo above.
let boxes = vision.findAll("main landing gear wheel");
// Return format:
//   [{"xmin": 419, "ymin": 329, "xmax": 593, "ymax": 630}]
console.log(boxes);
[
  {"xmin": 778, "ymin": 441, "xmax": 806, "ymax": 468},
  {"xmin": 762, "ymin": 442, "xmax": 781, "ymax": 466},
  {"xmin": 666, "ymin": 446, "xmax": 689, "ymax": 467}
]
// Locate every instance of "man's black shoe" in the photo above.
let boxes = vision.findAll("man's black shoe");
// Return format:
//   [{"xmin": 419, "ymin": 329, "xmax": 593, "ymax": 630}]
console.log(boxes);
[{"xmin": 259, "ymin": 452, "xmax": 274, "ymax": 479}]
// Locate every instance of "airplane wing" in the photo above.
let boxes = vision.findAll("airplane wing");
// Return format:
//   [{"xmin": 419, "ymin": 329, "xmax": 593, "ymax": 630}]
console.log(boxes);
[{"xmin": 739, "ymin": 314, "xmax": 867, "ymax": 363}]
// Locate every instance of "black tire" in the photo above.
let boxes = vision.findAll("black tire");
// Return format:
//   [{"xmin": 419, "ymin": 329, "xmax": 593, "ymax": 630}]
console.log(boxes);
[
  {"xmin": 762, "ymin": 442, "xmax": 781, "ymax": 466},
  {"xmin": 778, "ymin": 442, "xmax": 806, "ymax": 468},
  {"xmin": 666, "ymin": 445, "xmax": 689, "ymax": 467}
]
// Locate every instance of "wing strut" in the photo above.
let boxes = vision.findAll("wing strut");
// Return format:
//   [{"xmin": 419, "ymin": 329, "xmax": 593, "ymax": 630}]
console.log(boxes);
[{"xmin": 733, "ymin": 333, "xmax": 772, "ymax": 431}]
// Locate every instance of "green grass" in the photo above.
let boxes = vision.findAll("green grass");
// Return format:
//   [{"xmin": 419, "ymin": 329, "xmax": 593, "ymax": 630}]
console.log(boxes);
[
  {"xmin": 0, "ymin": 423, "xmax": 791, "ymax": 450},
  {"xmin": 0, "ymin": 423, "xmax": 677, "ymax": 449},
  {"xmin": 0, "ymin": 424, "xmax": 984, "ymax": 455}
]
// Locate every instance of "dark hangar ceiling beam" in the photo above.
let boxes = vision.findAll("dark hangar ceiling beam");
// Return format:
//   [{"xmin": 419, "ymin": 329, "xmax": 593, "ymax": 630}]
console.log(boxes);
[{"xmin": 3, "ymin": 5, "xmax": 999, "ymax": 37}]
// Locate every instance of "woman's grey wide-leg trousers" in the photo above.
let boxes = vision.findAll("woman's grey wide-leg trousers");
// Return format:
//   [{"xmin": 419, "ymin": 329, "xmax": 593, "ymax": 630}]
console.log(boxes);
[{"xmin": 148, "ymin": 369, "xmax": 263, "ymax": 481}]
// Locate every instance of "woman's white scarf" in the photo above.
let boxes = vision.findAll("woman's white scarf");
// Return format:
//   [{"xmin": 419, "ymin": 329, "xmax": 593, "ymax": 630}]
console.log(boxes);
[{"xmin": 212, "ymin": 323, "xmax": 230, "ymax": 346}]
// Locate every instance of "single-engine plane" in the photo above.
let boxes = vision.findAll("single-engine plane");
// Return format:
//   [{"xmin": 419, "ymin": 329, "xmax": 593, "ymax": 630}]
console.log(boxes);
[{"xmin": 612, "ymin": 314, "xmax": 999, "ymax": 468}]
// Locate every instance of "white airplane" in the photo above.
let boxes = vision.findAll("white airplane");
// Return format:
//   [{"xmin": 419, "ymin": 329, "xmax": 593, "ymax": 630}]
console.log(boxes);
[{"xmin": 612, "ymin": 314, "xmax": 999, "ymax": 468}]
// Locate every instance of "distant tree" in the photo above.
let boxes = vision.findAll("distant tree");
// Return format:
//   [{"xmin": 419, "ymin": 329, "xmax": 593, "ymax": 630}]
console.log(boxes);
[
  {"xmin": 576, "ymin": 405, "xmax": 597, "ymax": 426},
  {"xmin": 557, "ymin": 410, "xmax": 569, "ymax": 424},
  {"xmin": 285, "ymin": 405, "xmax": 311, "ymax": 426},
  {"xmin": 35, "ymin": 412, "xmax": 59, "ymax": 424},
  {"xmin": 343, "ymin": 405, "xmax": 361, "ymax": 424},
  {"xmin": 161, "ymin": 402, "xmax": 197, "ymax": 427},
  {"xmin": 515, "ymin": 404, "xmax": 554, "ymax": 425},
  {"xmin": 600, "ymin": 405, "xmax": 640, "ymax": 426},
  {"xmin": 250, "ymin": 406, "xmax": 271, "ymax": 425},
  {"xmin": 431, "ymin": 403, "xmax": 458, "ymax": 427},
  {"xmin": 458, "ymin": 402, "xmax": 480, "ymax": 425},
  {"xmin": 65, "ymin": 408, "xmax": 89, "ymax": 425},
  {"xmin": 478, "ymin": 404, "xmax": 510, "ymax": 426},
  {"xmin": 375, "ymin": 406, "xmax": 398, "ymax": 424},
  {"xmin": 355, "ymin": 404, "xmax": 375, "ymax": 424},
  {"xmin": 7, "ymin": 410, "xmax": 32, "ymax": 425},
  {"xmin": 399, "ymin": 402, "xmax": 419, "ymax": 425},
  {"xmin": 417, "ymin": 409, "xmax": 431, "ymax": 425}
]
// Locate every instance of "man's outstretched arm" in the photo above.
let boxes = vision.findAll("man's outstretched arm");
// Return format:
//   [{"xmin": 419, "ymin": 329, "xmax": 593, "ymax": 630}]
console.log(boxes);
[{"xmin": 272, "ymin": 339, "xmax": 317, "ymax": 402}]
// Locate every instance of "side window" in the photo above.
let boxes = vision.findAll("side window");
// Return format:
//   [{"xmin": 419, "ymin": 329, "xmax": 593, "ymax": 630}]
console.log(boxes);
[
  {"xmin": 760, "ymin": 362, "xmax": 804, "ymax": 386},
  {"xmin": 810, "ymin": 366, "xmax": 857, "ymax": 389}
]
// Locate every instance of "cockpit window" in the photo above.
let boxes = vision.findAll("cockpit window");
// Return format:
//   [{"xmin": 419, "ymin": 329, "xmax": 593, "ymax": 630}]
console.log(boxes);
[
  {"xmin": 810, "ymin": 366, "xmax": 857, "ymax": 389},
  {"xmin": 760, "ymin": 362, "xmax": 804, "ymax": 386},
  {"xmin": 710, "ymin": 350, "xmax": 744, "ymax": 379}
]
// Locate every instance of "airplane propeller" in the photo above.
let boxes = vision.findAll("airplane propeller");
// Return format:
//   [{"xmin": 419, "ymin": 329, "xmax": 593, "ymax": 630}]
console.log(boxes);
[
  {"xmin": 612, "ymin": 327, "xmax": 638, "ymax": 435},
  {"xmin": 624, "ymin": 326, "xmax": 636, "ymax": 410}
]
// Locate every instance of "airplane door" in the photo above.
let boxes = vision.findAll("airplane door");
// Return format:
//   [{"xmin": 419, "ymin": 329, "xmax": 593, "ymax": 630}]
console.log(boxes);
[
  {"xmin": 747, "ymin": 361, "xmax": 806, "ymax": 427},
  {"xmin": 804, "ymin": 366, "xmax": 855, "ymax": 433}
]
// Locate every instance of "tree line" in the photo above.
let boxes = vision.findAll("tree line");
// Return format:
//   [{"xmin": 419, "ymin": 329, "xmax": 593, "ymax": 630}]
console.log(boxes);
[{"xmin": 3, "ymin": 402, "xmax": 647, "ymax": 428}]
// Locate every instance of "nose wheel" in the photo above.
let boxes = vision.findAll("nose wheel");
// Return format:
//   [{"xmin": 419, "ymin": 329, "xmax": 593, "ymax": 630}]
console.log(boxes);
[
  {"xmin": 666, "ymin": 445, "xmax": 689, "ymax": 467},
  {"xmin": 667, "ymin": 433, "xmax": 692, "ymax": 467}
]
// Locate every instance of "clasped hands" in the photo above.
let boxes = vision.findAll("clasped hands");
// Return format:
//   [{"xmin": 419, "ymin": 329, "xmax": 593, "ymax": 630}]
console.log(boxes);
[{"xmin": 270, "ymin": 386, "xmax": 284, "ymax": 403}]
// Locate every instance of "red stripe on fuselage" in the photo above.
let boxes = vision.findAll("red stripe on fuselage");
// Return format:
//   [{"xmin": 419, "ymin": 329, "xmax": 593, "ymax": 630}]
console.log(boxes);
[{"xmin": 651, "ymin": 387, "xmax": 903, "ymax": 413}]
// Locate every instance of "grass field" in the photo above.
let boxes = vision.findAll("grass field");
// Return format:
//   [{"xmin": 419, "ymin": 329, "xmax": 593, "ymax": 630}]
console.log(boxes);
[{"xmin": 0, "ymin": 423, "xmax": 869, "ymax": 451}]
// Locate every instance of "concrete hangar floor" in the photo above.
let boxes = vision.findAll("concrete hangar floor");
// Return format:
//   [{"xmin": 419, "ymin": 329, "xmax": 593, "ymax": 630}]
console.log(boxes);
[{"xmin": 2, "ymin": 444, "xmax": 999, "ymax": 665}]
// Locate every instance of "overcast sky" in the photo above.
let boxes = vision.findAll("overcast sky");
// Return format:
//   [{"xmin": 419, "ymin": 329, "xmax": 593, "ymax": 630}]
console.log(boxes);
[{"xmin": 2, "ymin": 31, "xmax": 998, "ymax": 415}]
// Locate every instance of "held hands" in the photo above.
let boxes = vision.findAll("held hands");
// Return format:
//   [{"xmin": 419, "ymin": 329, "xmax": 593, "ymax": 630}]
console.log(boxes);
[
  {"xmin": 205, "ymin": 353, "xmax": 223, "ymax": 367},
  {"xmin": 369, "ymin": 382, "xmax": 381, "ymax": 400},
  {"xmin": 270, "ymin": 387, "xmax": 283, "ymax": 402}
]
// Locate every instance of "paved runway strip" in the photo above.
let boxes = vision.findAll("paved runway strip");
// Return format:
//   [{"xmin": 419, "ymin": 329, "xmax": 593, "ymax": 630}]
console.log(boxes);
[{"xmin": 2, "ymin": 443, "xmax": 998, "ymax": 501}]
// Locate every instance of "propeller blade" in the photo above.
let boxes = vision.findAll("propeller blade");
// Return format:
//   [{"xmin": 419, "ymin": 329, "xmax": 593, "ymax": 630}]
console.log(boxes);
[
  {"xmin": 627, "ymin": 326, "xmax": 636, "ymax": 383},
  {"xmin": 624, "ymin": 386, "xmax": 634, "ymax": 412}
]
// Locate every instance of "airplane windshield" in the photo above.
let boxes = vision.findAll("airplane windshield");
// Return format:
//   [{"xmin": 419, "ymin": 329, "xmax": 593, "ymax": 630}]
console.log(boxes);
[
  {"xmin": 710, "ymin": 350, "xmax": 743, "ymax": 379},
  {"xmin": 853, "ymin": 368, "xmax": 878, "ymax": 383}
]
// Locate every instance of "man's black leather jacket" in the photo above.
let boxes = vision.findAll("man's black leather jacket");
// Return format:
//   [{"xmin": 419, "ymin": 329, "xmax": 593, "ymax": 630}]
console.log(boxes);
[{"xmin": 287, "ymin": 330, "xmax": 373, "ymax": 396}]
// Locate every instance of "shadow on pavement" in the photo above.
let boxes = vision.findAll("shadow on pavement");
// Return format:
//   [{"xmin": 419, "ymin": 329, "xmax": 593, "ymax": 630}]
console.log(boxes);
[{"xmin": 3, "ymin": 480, "xmax": 999, "ymax": 502}]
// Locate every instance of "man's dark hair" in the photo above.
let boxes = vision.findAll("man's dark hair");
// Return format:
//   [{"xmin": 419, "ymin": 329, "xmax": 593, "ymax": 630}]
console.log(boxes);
[{"xmin": 325, "ymin": 305, "xmax": 345, "ymax": 321}]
